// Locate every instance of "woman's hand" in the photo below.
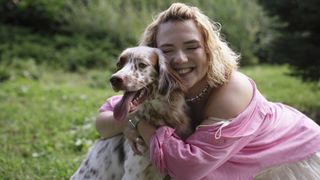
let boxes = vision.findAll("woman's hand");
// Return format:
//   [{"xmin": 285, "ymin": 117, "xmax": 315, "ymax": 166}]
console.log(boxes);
[{"xmin": 123, "ymin": 123, "xmax": 146, "ymax": 155}]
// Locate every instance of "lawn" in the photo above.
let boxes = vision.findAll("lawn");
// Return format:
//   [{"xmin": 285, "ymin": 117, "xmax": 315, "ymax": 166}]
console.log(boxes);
[
  {"xmin": 0, "ymin": 65, "xmax": 319, "ymax": 179},
  {"xmin": 241, "ymin": 65, "xmax": 320, "ymax": 119},
  {"xmin": 0, "ymin": 67, "xmax": 116, "ymax": 179}
]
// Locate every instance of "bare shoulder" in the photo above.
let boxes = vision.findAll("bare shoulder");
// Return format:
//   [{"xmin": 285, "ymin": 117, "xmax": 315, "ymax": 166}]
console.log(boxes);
[
  {"xmin": 226, "ymin": 71, "xmax": 253, "ymax": 99},
  {"xmin": 205, "ymin": 71, "xmax": 253, "ymax": 119}
]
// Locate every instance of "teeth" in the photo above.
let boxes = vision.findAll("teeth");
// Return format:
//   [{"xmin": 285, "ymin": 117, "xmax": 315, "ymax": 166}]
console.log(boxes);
[
  {"xmin": 139, "ymin": 90, "xmax": 144, "ymax": 99},
  {"xmin": 133, "ymin": 89, "xmax": 146, "ymax": 102},
  {"xmin": 176, "ymin": 68, "xmax": 192, "ymax": 75}
]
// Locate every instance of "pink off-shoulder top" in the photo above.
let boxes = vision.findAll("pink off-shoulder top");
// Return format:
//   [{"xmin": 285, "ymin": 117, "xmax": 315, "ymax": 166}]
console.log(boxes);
[{"xmin": 99, "ymin": 79, "xmax": 320, "ymax": 180}]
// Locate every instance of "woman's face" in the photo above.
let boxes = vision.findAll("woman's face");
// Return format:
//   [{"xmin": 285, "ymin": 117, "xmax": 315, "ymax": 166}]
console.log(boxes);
[{"xmin": 156, "ymin": 20, "xmax": 209, "ymax": 90}]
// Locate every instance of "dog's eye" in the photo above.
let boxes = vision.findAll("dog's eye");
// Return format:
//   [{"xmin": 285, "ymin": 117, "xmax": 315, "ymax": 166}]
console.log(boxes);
[
  {"xmin": 138, "ymin": 63, "xmax": 148, "ymax": 69},
  {"xmin": 116, "ymin": 62, "xmax": 122, "ymax": 69},
  {"xmin": 116, "ymin": 56, "xmax": 127, "ymax": 69}
]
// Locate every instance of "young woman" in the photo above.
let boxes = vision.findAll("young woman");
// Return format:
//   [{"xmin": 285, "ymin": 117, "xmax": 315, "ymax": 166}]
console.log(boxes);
[{"xmin": 91, "ymin": 3, "xmax": 320, "ymax": 180}]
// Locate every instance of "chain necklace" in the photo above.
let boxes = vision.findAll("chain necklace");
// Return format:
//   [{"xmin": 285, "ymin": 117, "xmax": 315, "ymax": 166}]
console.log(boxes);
[{"xmin": 185, "ymin": 84, "xmax": 211, "ymax": 103}]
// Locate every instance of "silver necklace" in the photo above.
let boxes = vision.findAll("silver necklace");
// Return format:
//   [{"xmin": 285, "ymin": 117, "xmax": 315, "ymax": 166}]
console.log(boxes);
[{"xmin": 185, "ymin": 84, "xmax": 211, "ymax": 103}]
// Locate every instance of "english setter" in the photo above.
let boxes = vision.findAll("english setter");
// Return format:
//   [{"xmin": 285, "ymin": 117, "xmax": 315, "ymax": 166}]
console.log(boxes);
[{"xmin": 71, "ymin": 46, "xmax": 192, "ymax": 180}]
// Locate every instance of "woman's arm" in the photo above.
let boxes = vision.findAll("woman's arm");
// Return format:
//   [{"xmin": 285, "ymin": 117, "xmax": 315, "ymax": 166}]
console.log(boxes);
[
  {"xmin": 147, "ymin": 126, "xmax": 256, "ymax": 179},
  {"xmin": 96, "ymin": 110, "xmax": 146, "ymax": 154},
  {"xmin": 95, "ymin": 111, "xmax": 127, "ymax": 139}
]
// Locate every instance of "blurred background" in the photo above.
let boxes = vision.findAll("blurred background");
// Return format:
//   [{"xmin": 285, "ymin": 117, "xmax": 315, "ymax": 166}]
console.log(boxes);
[{"xmin": 0, "ymin": 0, "xmax": 319, "ymax": 179}]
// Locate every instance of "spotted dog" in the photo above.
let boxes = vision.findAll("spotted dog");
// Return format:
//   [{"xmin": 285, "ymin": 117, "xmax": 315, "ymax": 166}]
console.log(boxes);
[{"xmin": 71, "ymin": 46, "xmax": 192, "ymax": 180}]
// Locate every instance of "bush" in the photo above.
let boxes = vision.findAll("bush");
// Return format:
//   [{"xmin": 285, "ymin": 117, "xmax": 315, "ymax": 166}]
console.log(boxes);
[
  {"xmin": 1, "ymin": 0, "xmax": 276, "ymax": 72},
  {"xmin": 258, "ymin": 0, "xmax": 320, "ymax": 82},
  {"xmin": 0, "ymin": 65, "xmax": 10, "ymax": 82},
  {"xmin": 60, "ymin": 0, "xmax": 154, "ymax": 49},
  {"xmin": 0, "ymin": 25, "xmax": 118, "ymax": 72},
  {"xmin": 0, "ymin": 58, "xmax": 40, "ymax": 82},
  {"xmin": 194, "ymin": 0, "xmax": 275, "ymax": 65},
  {"xmin": 0, "ymin": 0, "xmax": 66, "ymax": 31},
  {"xmin": 60, "ymin": 0, "xmax": 273, "ymax": 65}
]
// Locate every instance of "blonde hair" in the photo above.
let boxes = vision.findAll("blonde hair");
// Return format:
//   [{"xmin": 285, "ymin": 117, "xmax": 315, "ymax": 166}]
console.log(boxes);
[{"xmin": 139, "ymin": 3, "xmax": 239, "ymax": 87}]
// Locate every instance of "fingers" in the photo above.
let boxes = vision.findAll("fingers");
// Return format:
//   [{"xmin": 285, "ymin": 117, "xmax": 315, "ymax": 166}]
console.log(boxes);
[
  {"xmin": 128, "ymin": 138, "xmax": 142, "ymax": 155},
  {"xmin": 135, "ymin": 137, "xmax": 145, "ymax": 146},
  {"xmin": 129, "ymin": 136, "xmax": 145, "ymax": 155},
  {"xmin": 131, "ymin": 137, "xmax": 145, "ymax": 155},
  {"xmin": 123, "ymin": 124, "xmax": 145, "ymax": 155}
]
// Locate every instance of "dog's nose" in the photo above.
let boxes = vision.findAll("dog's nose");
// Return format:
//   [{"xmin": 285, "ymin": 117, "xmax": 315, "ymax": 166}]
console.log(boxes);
[{"xmin": 110, "ymin": 76, "xmax": 123, "ymax": 87}]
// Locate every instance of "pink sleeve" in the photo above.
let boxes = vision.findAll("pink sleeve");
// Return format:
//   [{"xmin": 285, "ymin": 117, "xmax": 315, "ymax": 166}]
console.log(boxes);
[
  {"xmin": 99, "ymin": 95, "xmax": 122, "ymax": 112},
  {"xmin": 149, "ymin": 125, "xmax": 256, "ymax": 179}
]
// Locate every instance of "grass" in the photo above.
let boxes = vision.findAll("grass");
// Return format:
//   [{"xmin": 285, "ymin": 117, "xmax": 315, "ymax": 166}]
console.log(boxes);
[
  {"xmin": 241, "ymin": 65, "xmax": 320, "ymax": 119},
  {"xmin": 0, "ymin": 64, "xmax": 319, "ymax": 179},
  {"xmin": 0, "ymin": 68, "xmax": 116, "ymax": 179}
]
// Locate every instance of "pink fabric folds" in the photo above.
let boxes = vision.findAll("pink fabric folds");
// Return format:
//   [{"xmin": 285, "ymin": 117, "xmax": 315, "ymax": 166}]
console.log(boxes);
[{"xmin": 149, "ymin": 80, "xmax": 320, "ymax": 180}]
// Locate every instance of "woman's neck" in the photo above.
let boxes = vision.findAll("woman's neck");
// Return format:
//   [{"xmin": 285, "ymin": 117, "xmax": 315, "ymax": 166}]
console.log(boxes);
[
  {"xmin": 186, "ymin": 77, "xmax": 215, "ymax": 128},
  {"xmin": 187, "ymin": 87, "xmax": 214, "ymax": 128},
  {"xmin": 185, "ymin": 77, "xmax": 210, "ymax": 101}
]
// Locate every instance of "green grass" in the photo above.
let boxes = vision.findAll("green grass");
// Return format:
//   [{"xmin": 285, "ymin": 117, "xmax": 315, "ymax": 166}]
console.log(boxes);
[
  {"xmin": 0, "ymin": 68, "xmax": 116, "ymax": 179},
  {"xmin": 241, "ymin": 65, "xmax": 320, "ymax": 118},
  {"xmin": 0, "ymin": 64, "xmax": 319, "ymax": 179}
]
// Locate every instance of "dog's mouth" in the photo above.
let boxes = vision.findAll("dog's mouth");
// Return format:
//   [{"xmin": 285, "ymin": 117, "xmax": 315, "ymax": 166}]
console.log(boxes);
[{"xmin": 113, "ymin": 86, "xmax": 152, "ymax": 121}]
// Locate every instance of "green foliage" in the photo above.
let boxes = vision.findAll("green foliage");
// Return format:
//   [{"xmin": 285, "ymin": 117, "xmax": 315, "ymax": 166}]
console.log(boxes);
[
  {"xmin": 257, "ymin": 0, "xmax": 320, "ymax": 82},
  {"xmin": 193, "ymin": 0, "xmax": 275, "ymax": 65},
  {"xmin": 60, "ymin": 0, "xmax": 272, "ymax": 65},
  {"xmin": 0, "ymin": 58, "xmax": 41, "ymax": 82},
  {"xmin": 0, "ymin": 0, "xmax": 66, "ymax": 31},
  {"xmin": 60, "ymin": 0, "xmax": 156, "ymax": 49},
  {"xmin": 0, "ymin": 0, "xmax": 278, "ymax": 71},
  {"xmin": 0, "ymin": 25, "xmax": 118, "ymax": 72}
]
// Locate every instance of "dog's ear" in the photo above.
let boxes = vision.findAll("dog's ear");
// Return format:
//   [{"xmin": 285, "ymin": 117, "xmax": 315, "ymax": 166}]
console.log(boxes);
[{"xmin": 155, "ymin": 49, "xmax": 186, "ymax": 95}]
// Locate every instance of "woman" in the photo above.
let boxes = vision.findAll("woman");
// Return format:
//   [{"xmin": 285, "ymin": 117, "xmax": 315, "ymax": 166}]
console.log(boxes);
[{"xmin": 95, "ymin": 3, "xmax": 320, "ymax": 180}]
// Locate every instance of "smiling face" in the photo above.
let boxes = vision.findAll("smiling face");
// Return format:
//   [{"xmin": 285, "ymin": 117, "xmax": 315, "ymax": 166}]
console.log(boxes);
[{"xmin": 156, "ymin": 20, "xmax": 209, "ymax": 95}]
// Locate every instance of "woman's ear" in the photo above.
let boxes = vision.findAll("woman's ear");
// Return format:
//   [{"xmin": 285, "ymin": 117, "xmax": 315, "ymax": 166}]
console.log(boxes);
[{"xmin": 156, "ymin": 49, "xmax": 186, "ymax": 95}]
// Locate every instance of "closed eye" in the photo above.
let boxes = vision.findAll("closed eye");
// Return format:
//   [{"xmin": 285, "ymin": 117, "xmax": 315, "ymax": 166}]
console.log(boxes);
[
  {"xmin": 186, "ymin": 44, "xmax": 200, "ymax": 50},
  {"xmin": 185, "ymin": 40, "xmax": 201, "ymax": 51},
  {"xmin": 161, "ymin": 49, "xmax": 174, "ymax": 54},
  {"xmin": 187, "ymin": 46, "xmax": 199, "ymax": 50}
]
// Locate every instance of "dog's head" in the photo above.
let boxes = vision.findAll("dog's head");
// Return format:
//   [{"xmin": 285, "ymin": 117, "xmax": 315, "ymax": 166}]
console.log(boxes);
[{"xmin": 110, "ymin": 46, "xmax": 185, "ymax": 121}]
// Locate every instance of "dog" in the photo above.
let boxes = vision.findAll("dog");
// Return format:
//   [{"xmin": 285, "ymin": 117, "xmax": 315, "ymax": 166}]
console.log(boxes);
[{"xmin": 71, "ymin": 46, "xmax": 192, "ymax": 180}]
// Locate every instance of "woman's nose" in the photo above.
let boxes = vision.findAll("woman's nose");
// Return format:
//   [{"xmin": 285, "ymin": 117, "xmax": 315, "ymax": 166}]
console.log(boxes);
[{"xmin": 172, "ymin": 50, "xmax": 188, "ymax": 64}]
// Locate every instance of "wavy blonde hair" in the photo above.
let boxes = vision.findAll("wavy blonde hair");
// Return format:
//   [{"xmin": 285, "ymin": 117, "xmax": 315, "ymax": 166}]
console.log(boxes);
[{"xmin": 139, "ymin": 3, "xmax": 239, "ymax": 87}]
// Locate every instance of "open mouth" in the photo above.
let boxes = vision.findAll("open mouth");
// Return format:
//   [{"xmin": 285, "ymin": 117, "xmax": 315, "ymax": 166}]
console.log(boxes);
[
  {"xmin": 113, "ymin": 86, "xmax": 152, "ymax": 121},
  {"xmin": 130, "ymin": 87, "xmax": 150, "ymax": 110}
]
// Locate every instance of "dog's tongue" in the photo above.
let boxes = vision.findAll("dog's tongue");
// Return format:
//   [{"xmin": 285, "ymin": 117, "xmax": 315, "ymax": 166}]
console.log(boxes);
[{"xmin": 114, "ymin": 91, "xmax": 136, "ymax": 121}]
